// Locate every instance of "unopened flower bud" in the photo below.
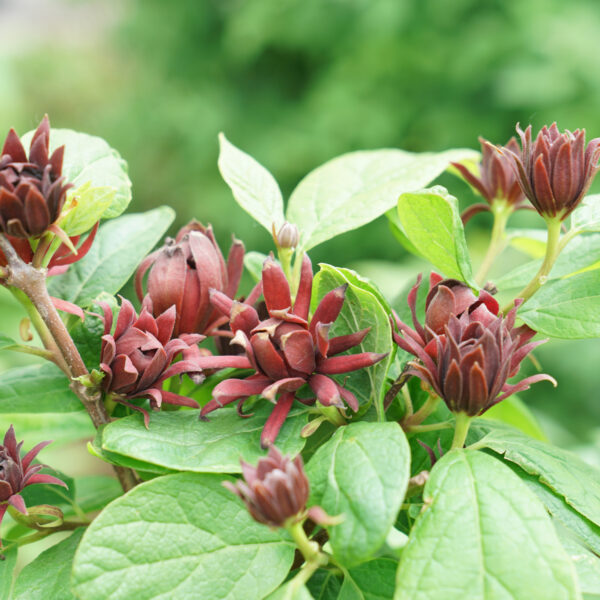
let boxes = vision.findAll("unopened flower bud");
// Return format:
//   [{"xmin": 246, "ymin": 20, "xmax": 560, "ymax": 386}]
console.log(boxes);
[{"xmin": 274, "ymin": 222, "xmax": 299, "ymax": 249}]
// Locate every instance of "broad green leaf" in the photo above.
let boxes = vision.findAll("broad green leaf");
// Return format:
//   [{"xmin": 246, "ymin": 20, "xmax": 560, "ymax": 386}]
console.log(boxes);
[
  {"xmin": 12, "ymin": 528, "xmax": 85, "ymax": 600},
  {"xmin": 0, "ymin": 412, "xmax": 93, "ymax": 447},
  {"xmin": 396, "ymin": 187, "xmax": 474, "ymax": 285},
  {"xmin": 0, "ymin": 545, "xmax": 17, "ymax": 600},
  {"xmin": 340, "ymin": 558, "xmax": 397, "ymax": 600},
  {"xmin": 473, "ymin": 422, "xmax": 600, "ymax": 528},
  {"xmin": 395, "ymin": 450, "xmax": 580, "ymax": 600},
  {"xmin": 218, "ymin": 133, "xmax": 285, "ymax": 233},
  {"xmin": 517, "ymin": 269, "xmax": 600, "ymax": 338},
  {"xmin": 514, "ymin": 467, "xmax": 600, "ymax": 556},
  {"xmin": 312, "ymin": 264, "xmax": 393, "ymax": 419},
  {"xmin": 72, "ymin": 473, "xmax": 294, "ymax": 600},
  {"xmin": 244, "ymin": 250, "xmax": 269, "ymax": 282},
  {"xmin": 386, "ymin": 208, "xmax": 422, "ymax": 257},
  {"xmin": 327, "ymin": 265, "xmax": 392, "ymax": 313},
  {"xmin": 481, "ymin": 395, "xmax": 547, "ymax": 441},
  {"xmin": 306, "ymin": 570, "xmax": 342, "ymax": 600},
  {"xmin": 496, "ymin": 234, "xmax": 600, "ymax": 293},
  {"xmin": 266, "ymin": 582, "xmax": 314, "ymax": 600},
  {"xmin": 306, "ymin": 422, "xmax": 410, "ymax": 567},
  {"xmin": 0, "ymin": 333, "xmax": 18, "ymax": 351},
  {"xmin": 73, "ymin": 476, "xmax": 122, "ymax": 514},
  {"xmin": 571, "ymin": 195, "xmax": 600, "ymax": 233},
  {"xmin": 101, "ymin": 405, "xmax": 308, "ymax": 473},
  {"xmin": 558, "ymin": 531, "xmax": 600, "ymax": 598},
  {"xmin": 21, "ymin": 127, "xmax": 131, "ymax": 220},
  {"xmin": 506, "ymin": 228, "xmax": 548, "ymax": 259},
  {"xmin": 48, "ymin": 207, "xmax": 175, "ymax": 307},
  {"xmin": 0, "ymin": 363, "xmax": 82, "ymax": 413},
  {"xmin": 60, "ymin": 183, "xmax": 114, "ymax": 236},
  {"xmin": 286, "ymin": 147, "xmax": 478, "ymax": 251}
]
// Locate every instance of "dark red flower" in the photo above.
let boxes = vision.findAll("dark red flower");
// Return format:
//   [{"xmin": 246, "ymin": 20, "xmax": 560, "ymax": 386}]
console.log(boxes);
[
  {"xmin": 505, "ymin": 123, "xmax": 600, "ymax": 220},
  {"xmin": 135, "ymin": 221, "xmax": 249, "ymax": 338},
  {"xmin": 98, "ymin": 298, "xmax": 203, "ymax": 425},
  {"xmin": 393, "ymin": 276, "xmax": 555, "ymax": 416},
  {"xmin": 223, "ymin": 446, "xmax": 335, "ymax": 528},
  {"xmin": 452, "ymin": 137, "xmax": 527, "ymax": 223},
  {"xmin": 0, "ymin": 116, "xmax": 72, "ymax": 238},
  {"xmin": 0, "ymin": 425, "xmax": 67, "ymax": 542},
  {"xmin": 195, "ymin": 255, "xmax": 387, "ymax": 447}
]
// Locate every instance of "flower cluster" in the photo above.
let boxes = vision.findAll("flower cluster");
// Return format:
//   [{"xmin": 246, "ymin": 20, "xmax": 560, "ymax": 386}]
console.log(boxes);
[
  {"xmin": 0, "ymin": 425, "xmax": 66, "ymax": 541},
  {"xmin": 506, "ymin": 123, "xmax": 600, "ymax": 220},
  {"xmin": 195, "ymin": 255, "xmax": 386, "ymax": 447},
  {"xmin": 392, "ymin": 275, "xmax": 555, "ymax": 416},
  {"xmin": 98, "ymin": 298, "xmax": 203, "ymax": 425}
]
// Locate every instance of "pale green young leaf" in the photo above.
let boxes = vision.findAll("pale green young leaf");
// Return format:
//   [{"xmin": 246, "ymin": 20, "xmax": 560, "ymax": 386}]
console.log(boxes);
[{"xmin": 59, "ymin": 183, "xmax": 114, "ymax": 236}]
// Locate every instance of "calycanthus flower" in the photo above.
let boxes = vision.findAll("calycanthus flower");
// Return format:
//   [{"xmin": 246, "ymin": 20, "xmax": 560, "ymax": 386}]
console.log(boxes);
[
  {"xmin": 392, "ymin": 275, "xmax": 555, "ymax": 416},
  {"xmin": 195, "ymin": 255, "xmax": 387, "ymax": 447},
  {"xmin": 505, "ymin": 123, "xmax": 600, "ymax": 220},
  {"xmin": 0, "ymin": 116, "xmax": 71, "ymax": 239},
  {"xmin": 135, "ymin": 221, "xmax": 248, "ymax": 338},
  {"xmin": 223, "ymin": 445, "xmax": 335, "ymax": 528},
  {"xmin": 98, "ymin": 298, "xmax": 203, "ymax": 426},
  {"xmin": 452, "ymin": 137, "xmax": 526, "ymax": 223},
  {"xmin": 0, "ymin": 425, "xmax": 67, "ymax": 542}
]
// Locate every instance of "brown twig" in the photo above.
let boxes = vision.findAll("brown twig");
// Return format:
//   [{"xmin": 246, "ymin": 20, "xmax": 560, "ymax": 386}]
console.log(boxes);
[{"xmin": 0, "ymin": 234, "xmax": 138, "ymax": 492}]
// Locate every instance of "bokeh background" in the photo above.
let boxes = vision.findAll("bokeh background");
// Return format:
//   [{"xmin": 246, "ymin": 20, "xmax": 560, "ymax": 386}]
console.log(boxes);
[{"xmin": 0, "ymin": 0, "xmax": 598, "ymax": 470}]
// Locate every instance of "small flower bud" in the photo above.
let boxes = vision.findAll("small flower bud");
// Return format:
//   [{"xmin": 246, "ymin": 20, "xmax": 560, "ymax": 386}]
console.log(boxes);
[{"xmin": 274, "ymin": 222, "xmax": 299, "ymax": 249}]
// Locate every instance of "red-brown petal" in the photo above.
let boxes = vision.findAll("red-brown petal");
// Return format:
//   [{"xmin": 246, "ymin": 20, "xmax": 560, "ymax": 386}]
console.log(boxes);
[
  {"xmin": 318, "ymin": 352, "xmax": 387, "ymax": 374},
  {"xmin": 292, "ymin": 254, "xmax": 313, "ymax": 320},
  {"xmin": 262, "ymin": 257, "xmax": 292, "ymax": 313},
  {"xmin": 261, "ymin": 392, "xmax": 295, "ymax": 448}
]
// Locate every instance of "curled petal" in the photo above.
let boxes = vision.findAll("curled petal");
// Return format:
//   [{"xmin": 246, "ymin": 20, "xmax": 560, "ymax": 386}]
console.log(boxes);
[{"xmin": 260, "ymin": 392, "xmax": 295, "ymax": 448}]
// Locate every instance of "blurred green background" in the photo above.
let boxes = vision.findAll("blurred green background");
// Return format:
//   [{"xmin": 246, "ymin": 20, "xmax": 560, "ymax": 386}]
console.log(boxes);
[{"xmin": 0, "ymin": 0, "xmax": 598, "ymax": 465}]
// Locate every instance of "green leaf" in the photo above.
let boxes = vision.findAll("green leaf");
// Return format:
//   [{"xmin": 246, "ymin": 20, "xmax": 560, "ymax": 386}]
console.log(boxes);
[
  {"xmin": 21, "ymin": 128, "xmax": 132, "ymax": 220},
  {"xmin": 517, "ymin": 269, "xmax": 600, "ymax": 339},
  {"xmin": 0, "ymin": 333, "xmax": 18, "ymax": 351},
  {"xmin": 286, "ymin": 147, "xmax": 478, "ymax": 251},
  {"xmin": 395, "ymin": 450, "xmax": 580, "ymax": 600},
  {"xmin": 60, "ymin": 183, "xmax": 114, "ymax": 236},
  {"xmin": 473, "ymin": 422, "xmax": 600, "ymax": 529},
  {"xmin": 0, "ymin": 412, "xmax": 93, "ymax": 447},
  {"xmin": 0, "ymin": 363, "xmax": 82, "ymax": 413},
  {"xmin": 506, "ymin": 228, "xmax": 548, "ymax": 259},
  {"xmin": 218, "ymin": 133, "xmax": 285, "ymax": 233},
  {"xmin": 513, "ymin": 466, "xmax": 600, "ymax": 556},
  {"xmin": 481, "ymin": 395, "xmax": 547, "ymax": 441},
  {"xmin": 12, "ymin": 529, "xmax": 85, "ymax": 600},
  {"xmin": 396, "ymin": 187, "xmax": 474, "ymax": 285},
  {"xmin": 306, "ymin": 422, "xmax": 410, "ymax": 567},
  {"xmin": 0, "ymin": 545, "xmax": 17, "ymax": 600},
  {"xmin": 71, "ymin": 473, "xmax": 294, "ymax": 600},
  {"xmin": 266, "ymin": 582, "xmax": 314, "ymax": 600},
  {"xmin": 101, "ymin": 405, "xmax": 308, "ymax": 474},
  {"xmin": 306, "ymin": 570, "xmax": 342, "ymax": 600},
  {"xmin": 312, "ymin": 264, "xmax": 393, "ymax": 419},
  {"xmin": 48, "ymin": 207, "xmax": 175, "ymax": 307},
  {"xmin": 558, "ymin": 531, "xmax": 600, "ymax": 598},
  {"xmin": 340, "ymin": 558, "xmax": 397, "ymax": 600},
  {"xmin": 73, "ymin": 476, "xmax": 122, "ymax": 514},
  {"xmin": 571, "ymin": 195, "xmax": 600, "ymax": 233}
]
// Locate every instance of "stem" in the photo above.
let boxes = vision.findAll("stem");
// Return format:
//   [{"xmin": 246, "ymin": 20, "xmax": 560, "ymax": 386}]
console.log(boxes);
[
  {"xmin": 286, "ymin": 520, "xmax": 328, "ymax": 593},
  {"xmin": 383, "ymin": 371, "xmax": 410, "ymax": 413},
  {"xmin": 451, "ymin": 413, "xmax": 472, "ymax": 449},
  {"xmin": 502, "ymin": 217, "xmax": 562, "ymax": 312},
  {"xmin": 317, "ymin": 403, "xmax": 346, "ymax": 427},
  {"xmin": 290, "ymin": 249, "xmax": 304, "ymax": 300},
  {"xmin": 0, "ymin": 234, "xmax": 138, "ymax": 493},
  {"xmin": 405, "ymin": 421, "xmax": 453, "ymax": 434},
  {"xmin": 31, "ymin": 233, "xmax": 53, "ymax": 269},
  {"xmin": 402, "ymin": 394, "xmax": 439, "ymax": 428},
  {"xmin": 475, "ymin": 201, "xmax": 512, "ymax": 285},
  {"xmin": 4, "ymin": 343, "xmax": 55, "ymax": 361}
]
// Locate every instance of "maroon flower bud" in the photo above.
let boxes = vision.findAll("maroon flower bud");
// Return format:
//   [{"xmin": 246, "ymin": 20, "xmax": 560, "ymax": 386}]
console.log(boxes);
[
  {"xmin": 273, "ymin": 222, "xmax": 299, "ymax": 249},
  {"xmin": 98, "ymin": 298, "xmax": 203, "ymax": 426},
  {"xmin": 453, "ymin": 137, "xmax": 526, "ymax": 223},
  {"xmin": 0, "ymin": 116, "xmax": 72, "ymax": 239},
  {"xmin": 195, "ymin": 254, "xmax": 387, "ymax": 447},
  {"xmin": 505, "ymin": 123, "xmax": 600, "ymax": 220},
  {"xmin": 223, "ymin": 446, "xmax": 309, "ymax": 527},
  {"xmin": 135, "ymin": 221, "xmax": 245, "ymax": 338},
  {"xmin": 0, "ymin": 425, "xmax": 67, "ymax": 543},
  {"xmin": 394, "ymin": 280, "xmax": 556, "ymax": 415}
]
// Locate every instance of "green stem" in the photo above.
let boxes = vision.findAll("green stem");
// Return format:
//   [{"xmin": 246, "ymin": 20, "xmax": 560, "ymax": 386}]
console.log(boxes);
[
  {"xmin": 290, "ymin": 249, "xmax": 304, "ymax": 300},
  {"xmin": 317, "ymin": 403, "xmax": 346, "ymax": 427},
  {"xmin": 450, "ymin": 413, "xmax": 472, "ymax": 449},
  {"xmin": 405, "ymin": 421, "xmax": 453, "ymax": 434},
  {"xmin": 475, "ymin": 200, "xmax": 512, "ymax": 285},
  {"xmin": 4, "ymin": 343, "xmax": 55, "ymax": 361},
  {"xmin": 502, "ymin": 216, "xmax": 562, "ymax": 312},
  {"xmin": 402, "ymin": 395, "xmax": 439, "ymax": 428},
  {"xmin": 286, "ymin": 520, "xmax": 328, "ymax": 594}
]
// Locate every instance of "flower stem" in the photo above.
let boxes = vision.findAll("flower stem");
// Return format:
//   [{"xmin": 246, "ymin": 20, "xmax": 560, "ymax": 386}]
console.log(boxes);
[
  {"xmin": 402, "ymin": 394, "xmax": 439, "ymax": 429},
  {"xmin": 476, "ymin": 200, "xmax": 512, "ymax": 285},
  {"xmin": 502, "ymin": 216, "xmax": 562, "ymax": 312},
  {"xmin": 405, "ymin": 421, "xmax": 453, "ymax": 434},
  {"xmin": 450, "ymin": 412, "xmax": 472, "ymax": 449},
  {"xmin": 317, "ymin": 403, "xmax": 346, "ymax": 427},
  {"xmin": 286, "ymin": 520, "xmax": 328, "ymax": 593}
]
